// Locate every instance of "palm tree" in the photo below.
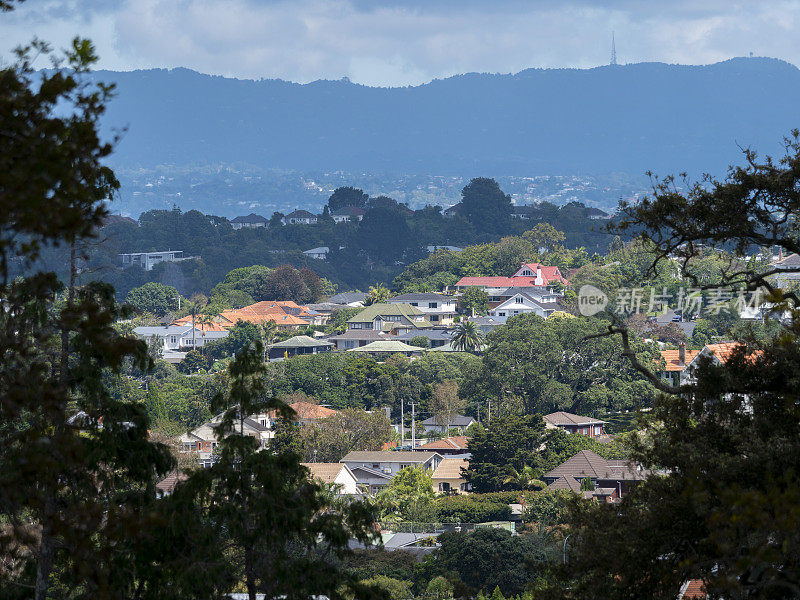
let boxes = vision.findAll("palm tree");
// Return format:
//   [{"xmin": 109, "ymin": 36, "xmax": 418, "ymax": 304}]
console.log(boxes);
[
  {"xmin": 364, "ymin": 283, "xmax": 391, "ymax": 306},
  {"xmin": 450, "ymin": 320, "xmax": 483, "ymax": 352},
  {"xmin": 185, "ymin": 294, "xmax": 207, "ymax": 352},
  {"xmin": 503, "ymin": 465, "xmax": 546, "ymax": 491},
  {"xmin": 258, "ymin": 321, "xmax": 277, "ymax": 362}
]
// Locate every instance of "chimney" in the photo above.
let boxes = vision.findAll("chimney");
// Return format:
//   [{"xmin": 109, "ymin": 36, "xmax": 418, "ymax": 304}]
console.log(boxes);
[
  {"xmin": 779, "ymin": 248, "xmax": 784, "ymax": 261},
  {"xmin": 678, "ymin": 342, "xmax": 686, "ymax": 366}
]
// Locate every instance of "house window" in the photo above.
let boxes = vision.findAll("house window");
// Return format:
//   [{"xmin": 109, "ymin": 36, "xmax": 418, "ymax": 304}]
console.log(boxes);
[
  {"xmin": 522, "ymin": 270, "xmax": 532, "ymax": 276},
  {"xmin": 170, "ymin": 336, "xmax": 177, "ymax": 344},
  {"xmin": 498, "ymin": 312, "xmax": 506, "ymax": 317},
  {"xmin": 430, "ymin": 315, "xmax": 439, "ymax": 322},
  {"xmin": 351, "ymin": 323, "xmax": 363, "ymax": 329},
  {"xmin": 344, "ymin": 341, "xmax": 356, "ymax": 349},
  {"xmin": 515, "ymin": 297, "xmax": 524, "ymax": 303},
  {"xmin": 439, "ymin": 482, "xmax": 450, "ymax": 492},
  {"xmin": 384, "ymin": 315, "xmax": 402, "ymax": 322},
  {"xmin": 594, "ymin": 426, "xmax": 601, "ymax": 435},
  {"xmin": 372, "ymin": 463, "xmax": 380, "ymax": 469},
  {"xmin": 428, "ymin": 302, "xmax": 438, "ymax": 308},
  {"xmin": 410, "ymin": 302, "xmax": 418, "ymax": 306}
]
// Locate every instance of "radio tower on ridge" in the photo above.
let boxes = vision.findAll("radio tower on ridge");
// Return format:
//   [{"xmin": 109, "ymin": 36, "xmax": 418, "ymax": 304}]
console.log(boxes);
[{"xmin": 610, "ymin": 31, "xmax": 618, "ymax": 66}]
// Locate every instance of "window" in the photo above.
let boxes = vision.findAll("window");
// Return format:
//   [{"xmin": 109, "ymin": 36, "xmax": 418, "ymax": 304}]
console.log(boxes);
[
  {"xmin": 498, "ymin": 312, "xmax": 506, "ymax": 317},
  {"xmin": 594, "ymin": 426, "xmax": 601, "ymax": 435},
  {"xmin": 439, "ymin": 482, "xmax": 450, "ymax": 492},
  {"xmin": 344, "ymin": 341, "xmax": 356, "ymax": 349},
  {"xmin": 428, "ymin": 302, "xmax": 438, "ymax": 308},
  {"xmin": 169, "ymin": 336, "xmax": 177, "ymax": 344},
  {"xmin": 384, "ymin": 315, "xmax": 401, "ymax": 322},
  {"xmin": 410, "ymin": 302, "xmax": 418, "ymax": 306},
  {"xmin": 515, "ymin": 297, "xmax": 524, "ymax": 303},
  {"xmin": 350, "ymin": 323, "xmax": 363, "ymax": 329},
  {"xmin": 522, "ymin": 270, "xmax": 532, "ymax": 276},
  {"xmin": 430, "ymin": 315, "xmax": 439, "ymax": 322},
  {"xmin": 372, "ymin": 463, "xmax": 380, "ymax": 469}
]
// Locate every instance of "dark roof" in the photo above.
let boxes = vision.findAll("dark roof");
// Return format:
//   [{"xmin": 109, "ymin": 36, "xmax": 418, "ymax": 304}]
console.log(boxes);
[
  {"xmin": 543, "ymin": 411, "xmax": 606, "ymax": 427},
  {"xmin": 389, "ymin": 293, "xmax": 456, "ymax": 303},
  {"xmin": 285, "ymin": 209, "xmax": 316, "ymax": 219},
  {"xmin": 544, "ymin": 450, "xmax": 650, "ymax": 482},
  {"xmin": 327, "ymin": 292, "xmax": 367, "ymax": 304},
  {"xmin": 231, "ymin": 213, "xmax": 268, "ymax": 223},
  {"xmin": 156, "ymin": 472, "xmax": 188, "ymax": 494},
  {"xmin": 243, "ymin": 417, "xmax": 269, "ymax": 432},
  {"xmin": 397, "ymin": 329, "xmax": 454, "ymax": 341},
  {"xmin": 421, "ymin": 414, "xmax": 476, "ymax": 427},
  {"xmin": 773, "ymin": 253, "xmax": 800, "ymax": 269}
]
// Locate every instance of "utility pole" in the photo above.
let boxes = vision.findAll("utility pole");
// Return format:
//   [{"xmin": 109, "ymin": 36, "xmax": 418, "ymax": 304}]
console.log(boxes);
[
  {"xmin": 487, "ymin": 399, "xmax": 491, "ymax": 427},
  {"xmin": 411, "ymin": 402, "xmax": 416, "ymax": 449},
  {"xmin": 400, "ymin": 397, "xmax": 405, "ymax": 448}
]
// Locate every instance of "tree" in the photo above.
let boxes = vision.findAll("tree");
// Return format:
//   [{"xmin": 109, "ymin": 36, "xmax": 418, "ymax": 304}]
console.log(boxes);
[
  {"xmin": 260, "ymin": 264, "xmax": 311, "ymax": 303},
  {"xmin": 460, "ymin": 178, "xmax": 512, "ymax": 234},
  {"xmin": 360, "ymin": 575, "xmax": 413, "ymax": 600},
  {"xmin": 0, "ymin": 39, "xmax": 174, "ymax": 598},
  {"xmin": 378, "ymin": 465, "xmax": 436, "ymax": 521},
  {"xmin": 460, "ymin": 287, "xmax": 489, "ymax": 316},
  {"xmin": 356, "ymin": 206, "xmax": 416, "ymax": 263},
  {"xmin": 125, "ymin": 281, "xmax": 180, "ymax": 316},
  {"xmin": 299, "ymin": 266, "xmax": 324, "ymax": 302},
  {"xmin": 186, "ymin": 342, "xmax": 379, "ymax": 600},
  {"xmin": 450, "ymin": 321, "xmax": 483, "ymax": 352},
  {"xmin": 429, "ymin": 381, "xmax": 465, "ymax": 430},
  {"xmin": 522, "ymin": 223, "xmax": 566, "ymax": 252},
  {"xmin": 409, "ymin": 336, "xmax": 431, "ymax": 348},
  {"xmin": 425, "ymin": 576, "xmax": 454, "ymax": 600},
  {"xmin": 327, "ymin": 186, "xmax": 369, "ymax": 211},
  {"xmin": 463, "ymin": 414, "xmax": 546, "ymax": 492},
  {"xmin": 503, "ymin": 465, "xmax": 546, "ymax": 491},
  {"xmin": 364, "ymin": 283, "xmax": 391, "ymax": 306},
  {"xmin": 205, "ymin": 319, "xmax": 261, "ymax": 358},
  {"xmin": 269, "ymin": 211, "xmax": 284, "ymax": 228},
  {"xmin": 300, "ymin": 408, "xmax": 394, "ymax": 462},
  {"xmin": 562, "ymin": 134, "xmax": 800, "ymax": 599}
]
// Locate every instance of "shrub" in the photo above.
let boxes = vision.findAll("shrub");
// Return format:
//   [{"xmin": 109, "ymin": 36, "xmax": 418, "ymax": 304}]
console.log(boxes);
[
  {"xmin": 434, "ymin": 495, "xmax": 512, "ymax": 523},
  {"xmin": 521, "ymin": 490, "xmax": 573, "ymax": 526}
]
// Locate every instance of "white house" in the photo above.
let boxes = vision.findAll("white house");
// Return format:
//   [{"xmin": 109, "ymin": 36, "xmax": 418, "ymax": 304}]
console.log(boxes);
[
  {"xmin": 488, "ymin": 290, "xmax": 560, "ymax": 319},
  {"xmin": 340, "ymin": 451, "xmax": 443, "ymax": 494},
  {"xmin": 119, "ymin": 250, "xmax": 188, "ymax": 271},
  {"xmin": 387, "ymin": 292, "xmax": 458, "ymax": 325},
  {"xmin": 421, "ymin": 414, "xmax": 477, "ymax": 434},
  {"xmin": 283, "ymin": 209, "xmax": 318, "ymax": 225},
  {"xmin": 303, "ymin": 246, "xmax": 329, "ymax": 260},
  {"xmin": 301, "ymin": 463, "xmax": 361, "ymax": 495},
  {"xmin": 230, "ymin": 213, "xmax": 268, "ymax": 230},
  {"xmin": 133, "ymin": 325, "xmax": 229, "ymax": 353},
  {"xmin": 331, "ymin": 206, "xmax": 366, "ymax": 223}
]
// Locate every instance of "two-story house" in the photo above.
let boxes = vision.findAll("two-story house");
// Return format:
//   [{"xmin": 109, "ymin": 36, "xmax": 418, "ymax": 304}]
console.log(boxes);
[
  {"xmin": 387, "ymin": 293, "xmax": 458, "ymax": 325},
  {"xmin": 543, "ymin": 411, "xmax": 607, "ymax": 438},
  {"xmin": 346, "ymin": 302, "xmax": 433, "ymax": 335},
  {"xmin": 544, "ymin": 450, "xmax": 651, "ymax": 501},
  {"xmin": 487, "ymin": 289, "xmax": 560, "ymax": 319},
  {"xmin": 340, "ymin": 451, "xmax": 443, "ymax": 494}
]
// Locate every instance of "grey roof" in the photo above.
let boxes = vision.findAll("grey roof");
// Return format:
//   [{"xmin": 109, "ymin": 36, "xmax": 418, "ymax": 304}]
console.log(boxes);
[
  {"xmin": 306, "ymin": 302, "xmax": 343, "ymax": 312},
  {"xmin": 773, "ymin": 253, "xmax": 800, "ymax": 269},
  {"xmin": 303, "ymin": 246, "xmax": 329, "ymax": 254},
  {"xmin": 327, "ymin": 292, "xmax": 367, "ymax": 304},
  {"xmin": 397, "ymin": 329, "xmax": 454, "ymax": 342},
  {"xmin": 431, "ymin": 341, "xmax": 488, "ymax": 353},
  {"xmin": 466, "ymin": 316, "xmax": 507, "ymax": 326},
  {"xmin": 230, "ymin": 213, "xmax": 267, "ymax": 223},
  {"xmin": 348, "ymin": 340, "xmax": 424, "ymax": 353},
  {"xmin": 285, "ymin": 209, "xmax": 316, "ymax": 219},
  {"xmin": 347, "ymin": 302, "xmax": 427, "ymax": 323},
  {"xmin": 326, "ymin": 329, "xmax": 393, "ymax": 342},
  {"xmin": 389, "ymin": 293, "xmax": 456, "ymax": 303},
  {"xmin": 270, "ymin": 335, "xmax": 333, "ymax": 349},
  {"xmin": 421, "ymin": 414, "xmax": 476, "ymax": 427},
  {"xmin": 133, "ymin": 325, "xmax": 192, "ymax": 336},
  {"xmin": 341, "ymin": 451, "xmax": 441, "ymax": 463},
  {"xmin": 543, "ymin": 411, "xmax": 606, "ymax": 427},
  {"xmin": 243, "ymin": 417, "xmax": 269, "ymax": 432},
  {"xmin": 544, "ymin": 450, "xmax": 650, "ymax": 482}
]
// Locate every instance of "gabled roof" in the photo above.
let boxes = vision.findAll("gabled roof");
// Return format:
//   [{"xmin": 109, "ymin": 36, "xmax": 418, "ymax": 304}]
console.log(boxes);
[
  {"xmin": 543, "ymin": 411, "xmax": 606, "ymax": 427},
  {"xmin": 659, "ymin": 348, "xmax": 700, "ymax": 371},
  {"xmin": 772, "ymin": 252, "xmax": 800, "ymax": 269},
  {"xmin": 545, "ymin": 475, "xmax": 582, "ymax": 493},
  {"xmin": 515, "ymin": 263, "xmax": 570, "ymax": 285},
  {"xmin": 230, "ymin": 213, "xmax": 268, "ymax": 223},
  {"xmin": 347, "ymin": 302, "xmax": 427, "ymax": 322},
  {"xmin": 285, "ymin": 209, "xmax": 316, "ymax": 219},
  {"xmin": 348, "ymin": 340, "xmax": 424, "ymax": 353},
  {"xmin": 301, "ymin": 462, "xmax": 354, "ymax": 484},
  {"xmin": 270, "ymin": 335, "xmax": 333, "ymax": 349},
  {"xmin": 348, "ymin": 464, "xmax": 392, "ymax": 479},
  {"xmin": 156, "ymin": 472, "xmax": 188, "ymax": 494},
  {"xmin": 544, "ymin": 450, "xmax": 648, "ymax": 482},
  {"xmin": 327, "ymin": 292, "xmax": 367, "ymax": 304},
  {"xmin": 418, "ymin": 436, "xmax": 471, "ymax": 451},
  {"xmin": 341, "ymin": 451, "xmax": 441, "ymax": 463},
  {"xmin": 289, "ymin": 401, "xmax": 338, "ymax": 420},
  {"xmin": 431, "ymin": 457, "xmax": 468, "ymax": 480},
  {"xmin": 421, "ymin": 415, "xmax": 476, "ymax": 427}
]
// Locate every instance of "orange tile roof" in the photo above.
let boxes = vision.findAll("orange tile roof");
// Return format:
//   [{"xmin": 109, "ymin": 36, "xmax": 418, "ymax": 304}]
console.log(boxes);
[
  {"xmin": 217, "ymin": 310, "xmax": 308, "ymax": 327},
  {"xmin": 660, "ymin": 349, "xmax": 700, "ymax": 372},
  {"xmin": 417, "ymin": 436, "xmax": 471, "ymax": 451},
  {"xmin": 170, "ymin": 315, "xmax": 229, "ymax": 332},
  {"xmin": 681, "ymin": 580, "xmax": 706, "ymax": 599},
  {"xmin": 290, "ymin": 401, "xmax": 338, "ymax": 420}
]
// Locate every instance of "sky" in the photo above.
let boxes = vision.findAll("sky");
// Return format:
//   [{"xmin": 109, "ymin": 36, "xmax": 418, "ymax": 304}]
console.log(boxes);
[{"xmin": 1, "ymin": 0, "xmax": 799, "ymax": 87}]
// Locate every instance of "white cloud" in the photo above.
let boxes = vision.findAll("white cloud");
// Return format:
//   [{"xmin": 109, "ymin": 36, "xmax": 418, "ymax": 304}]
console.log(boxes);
[{"xmin": 0, "ymin": 0, "xmax": 798, "ymax": 85}]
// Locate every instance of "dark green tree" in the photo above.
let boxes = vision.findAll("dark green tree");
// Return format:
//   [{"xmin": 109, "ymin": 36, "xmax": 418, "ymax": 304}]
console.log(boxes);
[
  {"xmin": 450, "ymin": 321, "xmax": 483, "ymax": 352},
  {"xmin": 356, "ymin": 206, "xmax": 415, "ymax": 263},
  {"xmin": 460, "ymin": 178, "xmax": 512, "ymax": 235},
  {"xmin": 205, "ymin": 319, "xmax": 262, "ymax": 358},
  {"xmin": 327, "ymin": 186, "xmax": 369, "ymax": 211},
  {"xmin": 459, "ymin": 287, "xmax": 489, "ymax": 316},
  {"xmin": 125, "ymin": 281, "xmax": 181, "ymax": 316}
]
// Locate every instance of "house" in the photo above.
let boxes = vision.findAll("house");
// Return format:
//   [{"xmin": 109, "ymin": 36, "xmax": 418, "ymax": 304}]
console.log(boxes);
[
  {"xmin": 285, "ymin": 400, "xmax": 338, "ymax": 425},
  {"xmin": 487, "ymin": 289, "xmax": 560, "ymax": 319},
  {"xmin": 421, "ymin": 414, "xmax": 477, "ymax": 434},
  {"xmin": 543, "ymin": 450, "xmax": 650, "ymax": 499},
  {"xmin": 179, "ymin": 415, "xmax": 273, "ymax": 467},
  {"xmin": 465, "ymin": 315, "xmax": 507, "ymax": 334},
  {"xmin": 454, "ymin": 262, "xmax": 569, "ymax": 292},
  {"xmin": 396, "ymin": 328, "xmax": 453, "ymax": 348},
  {"xmin": 230, "ymin": 213, "xmax": 268, "ymax": 230},
  {"xmin": 340, "ymin": 451, "xmax": 443, "ymax": 494},
  {"xmin": 347, "ymin": 302, "xmax": 432, "ymax": 335},
  {"xmin": 267, "ymin": 336, "xmax": 332, "ymax": 360},
  {"xmin": 657, "ymin": 342, "xmax": 748, "ymax": 387},
  {"xmin": 543, "ymin": 411, "xmax": 607, "ymax": 438},
  {"xmin": 387, "ymin": 293, "xmax": 458, "ymax": 325},
  {"xmin": 213, "ymin": 300, "xmax": 322, "ymax": 329},
  {"xmin": 326, "ymin": 329, "xmax": 395, "ymax": 350},
  {"xmin": 348, "ymin": 340, "xmax": 425, "ymax": 358},
  {"xmin": 431, "ymin": 458, "xmax": 471, "ymax": 494},
  {"xmin": 303, "ymin": 246, "xmax": 330, "ymax": 260},
  {"xmin": 155, "ymin": 472, "xmax": 188, "ymax": 497},
  {"xmin": 119, "ymin": 250, "xmax": 192, "ymax": 271},
  {"xmin": 132, "ymin": 323, "xmax": 229, "ymax": 355},
  {"xmin": 301, "ymin": 463, "xmax": 360, "ymax": 495},
  {"xmin": 304, "ymin": 302, "xmax": 342, "ymax": 325},
  {"xmin": 414, "ymin": 436, "xmax": 471, "ymax": 456},
  {"xmin": 327, "ymin": 292, "xmax": 368, "ymax": 307},
  {"xmin": 770, "ymin": 252, "xmax": 800, "ymax": 288},
  {"xmin": 331, "ymin": 206, "xmax": 366, "ymax": 223},
  {"xmin": 283, "ymin": 209, "xmax": 318, "ymax": 225},
  {"xmin": 430, "ymin": 340, "xmax": 488, "ymax": 353},
  {"xmin": 485, "ymin": 286, "xmax": 560, "ymax": 309}
]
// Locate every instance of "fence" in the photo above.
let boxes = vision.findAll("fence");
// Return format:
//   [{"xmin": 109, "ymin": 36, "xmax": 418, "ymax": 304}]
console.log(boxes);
[{"xmin": 379, "ymin": 521, "xmax": 516, "ymax": 534}]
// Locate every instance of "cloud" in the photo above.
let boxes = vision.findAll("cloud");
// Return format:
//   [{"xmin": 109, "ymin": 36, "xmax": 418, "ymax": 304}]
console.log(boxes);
[{"xmin": 1, "ymin": 0, "xmax": 799, "ymax": 85}]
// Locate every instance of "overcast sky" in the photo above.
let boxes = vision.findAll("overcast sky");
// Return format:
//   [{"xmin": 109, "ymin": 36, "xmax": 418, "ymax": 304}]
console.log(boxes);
[{"xmin": 1, "ymin": 0, "xmax": 799, "ymax": 86}]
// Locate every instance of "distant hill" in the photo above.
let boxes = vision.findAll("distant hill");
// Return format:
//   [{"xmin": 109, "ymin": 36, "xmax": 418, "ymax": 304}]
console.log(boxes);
[{"xmin": 93, "ymin": 58, "xmax": 800, "ymax": 177}]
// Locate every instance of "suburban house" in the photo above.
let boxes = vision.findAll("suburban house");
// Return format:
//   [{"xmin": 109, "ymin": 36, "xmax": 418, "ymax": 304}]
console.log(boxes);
[
  {"xmin": 301, "ymin": 463, "xmax": 360, "ymax": 495},
  {"xmin": 327, "ymin": 291, "xmax": 368, "ymax": 307},
  {"xmin": 421, "ymin": 414, "xmax": 477, "ymax": 434},
  {"xmin": 331, "ymin": 206, "xmax": 366, "ymax": 223},
  {"xmin": 543, "ymin": 450, "xmax": 650, "ymax": 500},
  {"xmin": 387, "ymin": 293, "xmax": 458, "ymax": 325},
  {"xmin": 454, "ymin": 263, "xmax": 569, "ymax": 292},
  {"xmin": 303, "ymin": 246, "xmax": 329, "ymax": 260},
  {"xmin": 267, "ymin": 336, "xmax": 333, "ymax": 360},
  {"xmin": 212, "ymin": 300, "xmax": 323, "ymax": 329},
  {"xmin": 340, "ymin": 451, "xmax": 444, "ymax": 494},
  {"xmin": 465, "ymin": 315, "xmax": 508, "ymax": 334},
  {"xmin": 155, "ymin": 472, "xmax": 188, "ymax": 497},
  {"xmin": 487, "ymin": 289, "xmax": 561, "ymax": 319},
  {"xmin": 543, "ymin": 411, "xmax": 607, "ymax": 438},
  {"xmin": 347, "ymin": 302, "xmax": 433, "ymax": 335},
  {"xmin": 484, "ymin": 285, "xmax": 560, "ymax": 309},
  {"xmin": 305, "ymin": 302, "xmax": 342, "ymax": 325},
  {"xmin": 658, "ymin": 342, "xmax": 747, "ymax": 387},
  {"xmin": 326, "ymin": 329, "xmax": 395, "ymax": 350},
  {"xmin": 283, "ymin": 400, "xmax": 338, "ymax": 426},
  {"xmin": 283, "ymin": 209, "xmax": 318, "ymax": 225},
  {"xmin": 348, "ymin": 340, "xmax": 425, "ymax": 358},
  {"xmin": 179, "ymin": 415, "xmax": 273, "ymax": 467},
  {"xmin": 414, "ymin": 436, "xmax": 471, "ymax": 456},
  {"xmin": 396, "ymin": 328, "xmax": 453, "ymax": 348},
  {"xmin": 230, "ymin": 213, "xmax": 268, "ymax": 230},
  {"xmin": 119, "ymin": 250, "xmax": 192, "ymax": 271},
  {"xmin": 770, "ymin": 251, "xmax": 800, "ymax": 288},
  {"xmin": 133, "ymin": 323, "xmax": 229, "ymax": 356},
  {"xmin": 431, "ymin": 458, "xmax": 471, "ymax": 494}
]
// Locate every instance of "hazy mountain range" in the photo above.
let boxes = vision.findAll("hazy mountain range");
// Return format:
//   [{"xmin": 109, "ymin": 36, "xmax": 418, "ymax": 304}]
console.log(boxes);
[{"xmin": 95, "ymin": 57, "xmax": 800, "ymax": 178}]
